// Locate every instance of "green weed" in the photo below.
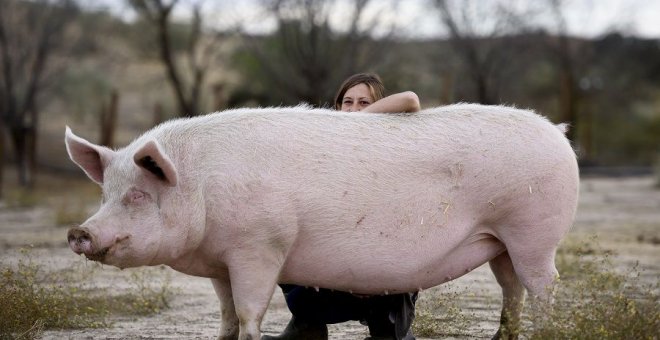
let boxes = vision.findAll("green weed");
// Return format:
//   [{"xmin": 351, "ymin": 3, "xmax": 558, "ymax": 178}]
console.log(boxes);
[
  {"xmin": 412, "ymin": 285, "xmax": 472, "ymax": 338},
  {"xmin": 528, "ymin": 236, "xmax": 660, "ymax": 339},
  {"xmin": 555, "ymin": 235, "xmax": 614, "ymax": 280},
  {"xmin": 106, "ymin": 270, "xmax": 174, "ymax": 316},
  {"xmin": 0, "ymin": 248, "xmax": 175, "ymax": 340},
  {"xmin": 413, "ymin": 309, "xmax": 442, "ymax": 337},
  {"xmin": 0, "ymin": 248, "xmax": 106, "ymax": 339}
]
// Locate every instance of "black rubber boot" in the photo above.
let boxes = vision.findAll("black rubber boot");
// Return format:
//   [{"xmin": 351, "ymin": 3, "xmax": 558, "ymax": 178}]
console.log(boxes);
[
  {"xmin": 363, "ymin": 293, "xmax": 417, "ymax": 340},
  {"xmin": 261, "ymin": 317, "xmax": 328, "ymax": 340}
]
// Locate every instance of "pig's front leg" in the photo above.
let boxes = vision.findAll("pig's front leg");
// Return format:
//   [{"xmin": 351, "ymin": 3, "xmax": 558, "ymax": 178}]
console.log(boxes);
[
  {"xmin": 227, "ymin": 251, "xmax": 283, "ymax": 340},
  {"xmin": 212, "ymin": 277, "xmax": 239, "ymax": 340}
]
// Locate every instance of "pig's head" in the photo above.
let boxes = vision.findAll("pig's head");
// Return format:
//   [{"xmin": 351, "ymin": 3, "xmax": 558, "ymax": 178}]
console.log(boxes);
[{"xmin": 64, "ymin": 127, "xmax": 197, "ymax": 269}]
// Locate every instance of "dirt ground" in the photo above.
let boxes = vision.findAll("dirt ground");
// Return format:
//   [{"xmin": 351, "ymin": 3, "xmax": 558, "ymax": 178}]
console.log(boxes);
[{"xmin": 1, "ymin": 175, "xmax": 659, "ymax": 340}]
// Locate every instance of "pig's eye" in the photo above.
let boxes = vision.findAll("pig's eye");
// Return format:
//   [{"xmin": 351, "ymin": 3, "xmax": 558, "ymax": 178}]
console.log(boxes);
[{"xmin": 123, "ymin": 189, "xmax": 150, "ymax": 205}]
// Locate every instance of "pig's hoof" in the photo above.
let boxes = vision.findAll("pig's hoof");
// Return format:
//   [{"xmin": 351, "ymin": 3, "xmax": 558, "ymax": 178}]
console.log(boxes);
[{"xmin": 218, "ymin": 335, "xmax": 238, "ymax": 340}]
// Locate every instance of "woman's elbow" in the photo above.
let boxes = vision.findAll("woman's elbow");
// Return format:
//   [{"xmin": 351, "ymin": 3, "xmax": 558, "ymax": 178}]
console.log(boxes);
[{"xmin": 403, "ymin": 91, "xmax": 421, "ymax": 112}]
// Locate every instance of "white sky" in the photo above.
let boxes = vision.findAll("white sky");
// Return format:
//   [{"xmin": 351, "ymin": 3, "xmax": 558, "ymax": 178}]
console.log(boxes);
[
  {"xmin": 86, "ymin": 0, "xmax": 660, "ymax": 39},
  {"xmin": 401, "ymin": 0, "xmax": 660, "ymax": 38}
]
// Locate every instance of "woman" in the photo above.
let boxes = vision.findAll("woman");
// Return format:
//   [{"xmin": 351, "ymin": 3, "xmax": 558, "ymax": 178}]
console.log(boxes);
[
  {"xmin": 262, "ymin": 73, "xmax": 420, "ymax": 340},
  {"xmin": 334, "ymin": 73, "xmax": 420, "ymax": 113}
]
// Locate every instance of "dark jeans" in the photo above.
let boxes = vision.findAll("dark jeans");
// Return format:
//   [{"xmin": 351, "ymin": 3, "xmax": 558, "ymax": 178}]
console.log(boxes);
[{"xmin": 280, "ymin": 284, "xmax": 417, "ymax": 339}]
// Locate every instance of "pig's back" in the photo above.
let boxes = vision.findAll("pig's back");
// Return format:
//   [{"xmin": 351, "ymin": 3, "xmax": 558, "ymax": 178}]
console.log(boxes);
[
  {"xmin": 232, "ymin": 104, "xmax": 576, "ymax": 197},
  {"xmin": 153, "ymin": 103, "xmax": 577, "ymax": 234}
]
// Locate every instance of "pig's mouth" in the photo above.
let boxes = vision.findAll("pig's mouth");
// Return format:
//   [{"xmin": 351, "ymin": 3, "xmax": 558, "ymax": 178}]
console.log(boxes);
[
  {"xmin": 84, "ymin": 246, "xmax": 111, "ymax": 262},
  {"xmin": 68, "ymin": 227, "xmax": 130, "ymax": 264}
]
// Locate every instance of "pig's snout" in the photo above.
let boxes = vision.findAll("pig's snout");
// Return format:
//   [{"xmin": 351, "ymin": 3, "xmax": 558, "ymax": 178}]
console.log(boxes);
[
  {"xmin": 68, "ymin": 227, "xmax": 95, "ymax": 256},
  {"xmin": 67, "ymin": 227, "xmax": 131, "ymax": 262}
]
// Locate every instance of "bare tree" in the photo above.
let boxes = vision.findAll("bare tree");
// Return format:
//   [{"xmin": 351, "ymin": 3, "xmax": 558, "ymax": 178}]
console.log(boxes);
[
  {"xmin": 546, "ymin": 0, "xmax": 581, "ymax": 144},
  {"xmin": 239, "ymin": 0, "xmax": 397, "ymax": 106},
  {"xmin": 0, "ymin": 0, "xmax": 77, "ymax": 194},
  {"xmin": 99, "ymin": 89, "xmax": 120, "ymax": 148},
  {"xmin": 432, "ymin": 0, "xmax": 528, "ymax": 104},
  {"xmin": 130, "ymin": 0, "xmax": 219, "ymax": 117}
]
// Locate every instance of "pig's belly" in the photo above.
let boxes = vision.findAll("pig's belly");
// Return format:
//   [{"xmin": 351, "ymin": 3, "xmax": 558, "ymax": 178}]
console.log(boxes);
[{"xmin": 278, "ymin": 232, "xmax": 505, "ymax": 295}]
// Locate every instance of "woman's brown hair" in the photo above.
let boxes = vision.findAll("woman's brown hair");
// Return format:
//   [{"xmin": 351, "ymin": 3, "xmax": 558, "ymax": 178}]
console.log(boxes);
[{"xmin": 333, "ymin": 73, "xmax": 386, "ymax": 110}]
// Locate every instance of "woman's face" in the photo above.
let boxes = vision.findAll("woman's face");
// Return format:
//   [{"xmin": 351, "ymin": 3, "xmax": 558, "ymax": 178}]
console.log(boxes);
[{"xmin": 340, "ymin": 83, "xmax": 374, "ymax": 112}]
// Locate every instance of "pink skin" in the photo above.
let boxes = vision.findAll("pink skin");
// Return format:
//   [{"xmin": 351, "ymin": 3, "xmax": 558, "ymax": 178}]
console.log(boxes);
[
  {"xmin": 68, "ymin": 192, "xmax": 138, "ymax": 259},
  {"xmin": 65, "ymin": 131, "xmax": 186, "ymax": 269},
  {"xmin": 65, "ymin": 104, "xmax": 579, "ymax": 340}
]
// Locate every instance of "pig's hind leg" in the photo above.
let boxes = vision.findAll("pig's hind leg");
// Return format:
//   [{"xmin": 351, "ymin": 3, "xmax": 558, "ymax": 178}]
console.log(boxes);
[
  {"xmin": 489, "ymin": 251, "xmax": 525, "ymax": 340},
  {"xmin": 503, "ymin": 237, "xmax": 560, "ymax": 303},
  {"xmin": 494, "ymin": 214, "xmax": 569, "ymax": 337},
  {"xmin": 497, "ymin": 223, "xmax": 562, "ymax": 322},
  {"xmin": 212, "ymin": 277, "xmax": 239, "ymax": 340}
]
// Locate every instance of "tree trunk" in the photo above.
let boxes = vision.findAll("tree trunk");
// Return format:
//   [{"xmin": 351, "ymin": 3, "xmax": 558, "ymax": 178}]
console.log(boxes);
[
  {"xmin": 153, "ymin": 102, "xmax": 165, "ymax": 127},
  {"xmin": 582, "ymin": 99, "xmax": 593, "ymax": 161},
  {"xmin": 0, "ymin": 127, "xmax": 5, "ymax": 200},
  {"xmin": 8, "ymin": 118, "xmax": 37, "ymax": 189},
  {"xmin": 156, "ymin": 14, "xmax": 191, "ymax": 117},
  {"xmin": 212, "ymin": 83, "xmax": 225, "ymax": 111},
  {"xmin": 10, "ymin": 127, "xmax": 27, "ymax": 186},
  {"xmin": 100, "ymin": 89, "xmax": 119, "ymax": 148},
  {"xmin": 476, "ymin": 71, "xmax": 491, "ymax": 105},
  {"xmin": 439, "ymin": 73, "xmax": 453, "ymax": 105},
  {"xmin": 25, "ymin": 124, "xmax": 36, "ymax": 189},
  {"xmin": 559, "ymin": 68, "xmax": 577, "ymax": 143}
]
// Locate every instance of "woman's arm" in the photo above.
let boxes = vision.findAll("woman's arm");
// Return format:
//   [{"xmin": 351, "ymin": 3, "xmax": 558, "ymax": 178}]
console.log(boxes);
[{"xmin": 362, "ymin": 91, "xmax": 421, "ymax": 113}]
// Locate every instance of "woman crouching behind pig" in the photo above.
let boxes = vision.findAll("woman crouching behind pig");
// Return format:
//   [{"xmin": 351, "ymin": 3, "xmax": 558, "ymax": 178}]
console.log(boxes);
[{"xmin": 262, "ymin": 73, "xmax": 421, "ymax": 340}]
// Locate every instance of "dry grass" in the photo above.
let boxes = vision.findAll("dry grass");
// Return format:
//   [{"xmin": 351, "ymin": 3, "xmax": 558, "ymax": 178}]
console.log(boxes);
[
  {"xmin": 527, "ymin": 236, "xmax": 659, "ymax": 339},
  {"xmin": 0, "ymin": 248, "xmax": 175, "ymax": 340},
  {"xmin": 412, "ymin": 284, "xmax": 473, "ymax": 338}
]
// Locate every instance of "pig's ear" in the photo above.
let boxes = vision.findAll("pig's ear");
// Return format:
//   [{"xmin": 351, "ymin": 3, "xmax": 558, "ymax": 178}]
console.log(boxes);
[
  {"xmin": 133, "ymin": 139, "xmax": 178, "ymax": 187},
  {"xmin": 65, "ymin": 126, "xmax": 114, "ymax": 185}
]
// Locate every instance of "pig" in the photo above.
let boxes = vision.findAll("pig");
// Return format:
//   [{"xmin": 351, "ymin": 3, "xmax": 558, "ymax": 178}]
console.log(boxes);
[{"xmin": 65, "ymin": 103, "xmax": 579, "ymax": 340}]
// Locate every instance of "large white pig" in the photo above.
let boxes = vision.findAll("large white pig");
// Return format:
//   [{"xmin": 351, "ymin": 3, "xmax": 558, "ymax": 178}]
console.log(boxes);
[{"xmin": 65, "ymin": 104, "xmax": 579, "ymax": 340}]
